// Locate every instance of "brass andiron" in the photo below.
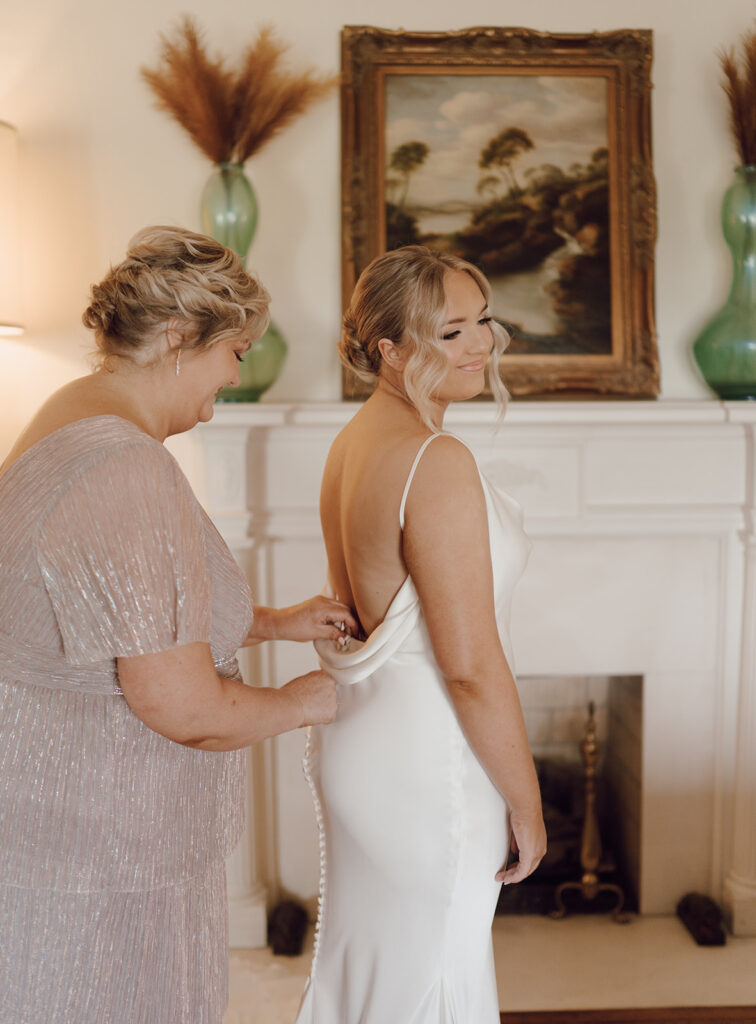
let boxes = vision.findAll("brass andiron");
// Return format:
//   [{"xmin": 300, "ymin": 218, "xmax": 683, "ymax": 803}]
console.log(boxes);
[{"xmin": 551, "ymin": 701, "xmax": 630, "ymax": 923}]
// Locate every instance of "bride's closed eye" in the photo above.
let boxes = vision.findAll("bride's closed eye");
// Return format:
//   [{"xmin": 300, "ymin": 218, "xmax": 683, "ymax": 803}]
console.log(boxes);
[
  {"xmin": 442, "ymin": 316, "xmax": 492, "ymax": 341},
  {"xmin": 235, "ymin": 352, "xmax": 244, "ymax": 363}
]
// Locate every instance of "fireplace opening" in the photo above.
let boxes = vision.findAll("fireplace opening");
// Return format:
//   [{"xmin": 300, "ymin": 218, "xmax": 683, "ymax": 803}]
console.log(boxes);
[{"xmin": 496, "ymin": 675, "xmax": 643, "ymax": 918}]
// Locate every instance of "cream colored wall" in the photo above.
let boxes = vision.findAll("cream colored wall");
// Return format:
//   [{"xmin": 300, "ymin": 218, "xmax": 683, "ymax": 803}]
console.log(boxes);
[{"xmin": 0, "ymin": 0, "xmax": 747, "ymax": 457}]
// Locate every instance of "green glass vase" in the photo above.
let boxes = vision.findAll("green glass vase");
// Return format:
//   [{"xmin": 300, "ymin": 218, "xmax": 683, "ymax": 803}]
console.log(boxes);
[
  {"xmin": 222, "ymin": 319, "xmax": 288, "ymax": 402},
  {"xmin": 693, "ymin": 165, "xmax": 756, "ymax": 399},
  {"xmin": 200, "ymin": 162, "xmax": 288, "ymax": 402},
  {"xmin": 200, "ymin": 162, "xmax": 258, "ymax": 259}
]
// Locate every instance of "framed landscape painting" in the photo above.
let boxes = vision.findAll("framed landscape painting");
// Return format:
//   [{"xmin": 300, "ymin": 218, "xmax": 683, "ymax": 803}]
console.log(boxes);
[{"xmin": 341, "ymin": 27, "xmax": 659, "ymax": 398}]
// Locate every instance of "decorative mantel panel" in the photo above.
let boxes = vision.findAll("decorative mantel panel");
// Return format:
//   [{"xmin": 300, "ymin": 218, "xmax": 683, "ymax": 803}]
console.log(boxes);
[{"xmin": 182, "ymin": 400, "xmax": 756, "ymax": 944}]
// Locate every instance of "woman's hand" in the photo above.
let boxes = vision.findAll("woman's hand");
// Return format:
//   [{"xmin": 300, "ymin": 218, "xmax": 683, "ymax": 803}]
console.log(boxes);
[
  {"xmin": 246, "ymin": 597, "xmax": 360, "ymax": 646},
  {"xmin": 496, "ymin": 809, "xmax": 547, "ymax": 885},
  {"xmin": 281, "ymin": 669, "xmax": 339, "ymax": 727}
]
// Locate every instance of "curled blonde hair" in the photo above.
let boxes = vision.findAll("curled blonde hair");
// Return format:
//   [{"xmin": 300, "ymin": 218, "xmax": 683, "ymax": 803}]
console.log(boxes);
[
  {"xmin": 340, "ymin": 246, "xmax": 508, "ymax": 427},
  {"xmin": 83, "ymin": 225, "xmax": 270, "ymax": 366}
]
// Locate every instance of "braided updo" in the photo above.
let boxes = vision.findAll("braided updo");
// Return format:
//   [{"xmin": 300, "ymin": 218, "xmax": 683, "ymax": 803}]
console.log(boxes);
[
  {"xmin": 339, "ymin": 245, "xmax": 508, "ymax": 426},
  {"xmin": 83, "ymin": 225, "xmax": 270, "ymax": 365},
  {"xmin": 340, "ymin": 309, "xmax": 383, "ymax": 378}
]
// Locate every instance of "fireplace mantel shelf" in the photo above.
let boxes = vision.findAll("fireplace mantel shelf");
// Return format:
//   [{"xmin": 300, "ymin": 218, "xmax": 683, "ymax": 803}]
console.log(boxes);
[
  {"xmin": 180, "ymin": 398, "xmax": 756, "ymax": 945},
  {"xmin": 201, "ymin": 397, "xmax": 755, "ymax": 429}
]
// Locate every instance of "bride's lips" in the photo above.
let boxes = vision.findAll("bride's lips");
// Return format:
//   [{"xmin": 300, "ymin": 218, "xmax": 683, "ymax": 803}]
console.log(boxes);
[{"xmin": 457, "ymin": 360, "xmax": 486, "ymax": 371}]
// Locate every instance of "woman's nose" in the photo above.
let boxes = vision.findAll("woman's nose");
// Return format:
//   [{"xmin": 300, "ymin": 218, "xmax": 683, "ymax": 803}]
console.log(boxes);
[{"xmin": 473, "ymin": 323, "xmax": 493, "ymax": 351}]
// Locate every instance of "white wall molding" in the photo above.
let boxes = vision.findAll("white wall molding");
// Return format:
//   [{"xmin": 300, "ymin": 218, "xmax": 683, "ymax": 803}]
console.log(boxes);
[{"xmin": 723, "ymin": 411, "xmax": 756, "ymax": 935}]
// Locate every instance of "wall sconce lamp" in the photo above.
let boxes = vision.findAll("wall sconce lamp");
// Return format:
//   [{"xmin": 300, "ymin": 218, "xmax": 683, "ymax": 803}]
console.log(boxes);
[{"xmin": 0, "ymin": 121, "xmax": 24, "ymax": 336}]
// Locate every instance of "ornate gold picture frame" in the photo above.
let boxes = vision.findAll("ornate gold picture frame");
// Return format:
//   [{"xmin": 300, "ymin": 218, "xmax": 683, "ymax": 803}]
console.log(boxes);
[{"xmin": 341, "ymin": 26, "xmax": 659, "ymax": 399}]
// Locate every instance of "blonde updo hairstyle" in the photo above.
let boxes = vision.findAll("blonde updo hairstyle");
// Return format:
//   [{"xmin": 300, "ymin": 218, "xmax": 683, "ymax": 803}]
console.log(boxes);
[
  {"xmin": 340, "ymin": 245, "xmax": 508, "ymax": 427},
  {"xmin": 83, "ymin": 226, "xmax": 270, "ymax": 366}
]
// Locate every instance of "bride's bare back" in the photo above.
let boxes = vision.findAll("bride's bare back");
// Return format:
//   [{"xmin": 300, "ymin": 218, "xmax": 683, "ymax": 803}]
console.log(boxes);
[{"xmin": 320, "ymin": 390, "xmax": 432, "ymax": 637}]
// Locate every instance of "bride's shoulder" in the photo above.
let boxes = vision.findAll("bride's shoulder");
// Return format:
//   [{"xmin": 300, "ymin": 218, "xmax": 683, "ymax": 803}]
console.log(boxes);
[
  {"xmin": 404, "ymin": 433, "xmax": 483, "ymax": 507},
  {"xmin": 422, "ymin": 433, "xmax": 478, "ymax": 472}
]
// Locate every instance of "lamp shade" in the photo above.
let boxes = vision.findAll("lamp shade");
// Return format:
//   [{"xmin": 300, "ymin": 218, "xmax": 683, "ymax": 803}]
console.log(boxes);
[{"xmin": 0, "ymin": 121, "xmax": 23, "ymax": 336}]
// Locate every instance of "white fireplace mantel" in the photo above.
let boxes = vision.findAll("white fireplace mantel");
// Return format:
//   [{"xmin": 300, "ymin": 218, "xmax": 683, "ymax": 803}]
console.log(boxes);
[{"xmin": 178, "ymin": 400, "xmax": 756, "ymax": 944}]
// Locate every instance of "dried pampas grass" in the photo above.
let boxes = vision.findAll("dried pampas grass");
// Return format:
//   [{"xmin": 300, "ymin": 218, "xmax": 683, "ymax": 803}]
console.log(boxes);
[
  {"xmin": 720, "ymin": 27, "xmax": 756, "ymax": 166},
  {"xmin": 141, "ymin": 17, "xmax": 337, "ymax": 165}
]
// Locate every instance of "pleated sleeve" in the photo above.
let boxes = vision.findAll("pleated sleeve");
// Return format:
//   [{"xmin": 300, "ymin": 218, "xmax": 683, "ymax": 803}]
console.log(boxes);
[{"xmin": 34, "ymin": 440, "xmax": 213, "ymax": 665}]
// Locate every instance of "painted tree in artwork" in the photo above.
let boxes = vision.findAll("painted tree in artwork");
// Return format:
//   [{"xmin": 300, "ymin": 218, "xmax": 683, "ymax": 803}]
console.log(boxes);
[
  {"xmin": 389, "ymin": 141, "xmax": 429, "ymax": 207},
  {"xmin": 478, "ymin": 127, "xmax": 534, "ymax": 197},
  {"xmin": 476, "ymin": 174, "xmax": 500, "ymax": 200}
]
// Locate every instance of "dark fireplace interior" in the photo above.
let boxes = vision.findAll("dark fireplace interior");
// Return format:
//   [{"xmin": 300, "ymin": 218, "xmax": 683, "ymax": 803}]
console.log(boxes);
[{"xmin": 496, "ymin": 675, "xmax": 643, "ymax": 918}]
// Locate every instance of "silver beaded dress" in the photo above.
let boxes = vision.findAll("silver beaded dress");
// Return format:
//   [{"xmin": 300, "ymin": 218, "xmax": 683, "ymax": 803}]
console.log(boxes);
[{"xmin": 0, "ymin": 415, "xmax": 254, "ymax": 1024}]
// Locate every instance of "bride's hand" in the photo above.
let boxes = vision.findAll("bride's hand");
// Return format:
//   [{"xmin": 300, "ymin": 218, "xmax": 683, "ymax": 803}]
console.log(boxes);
[
  {"xmin": 495, "ymin": 809, "xmax": 547, "ymax": 885},
  {"xmin": 246, "ymin": 597, "xmax": 360, "ymax": 645}
]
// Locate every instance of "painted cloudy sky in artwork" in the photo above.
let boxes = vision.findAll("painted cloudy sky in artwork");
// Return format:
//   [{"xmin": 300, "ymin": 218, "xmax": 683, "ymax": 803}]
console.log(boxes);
[{"xmin": 384, "ymin": 73, "xmax": 608, "ymax": 209}]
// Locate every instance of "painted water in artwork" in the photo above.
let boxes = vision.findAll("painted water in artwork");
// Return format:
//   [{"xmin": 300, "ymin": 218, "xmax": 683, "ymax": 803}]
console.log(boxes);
[{"xmin": 384, "ymin": 74, "xmax": 611, "ymax": 356}]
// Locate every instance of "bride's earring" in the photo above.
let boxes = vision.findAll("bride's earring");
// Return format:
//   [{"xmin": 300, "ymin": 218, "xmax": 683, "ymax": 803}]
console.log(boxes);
[{"xmin": 175, "ymin": 350, "xmax": 181, "ymax": 377}]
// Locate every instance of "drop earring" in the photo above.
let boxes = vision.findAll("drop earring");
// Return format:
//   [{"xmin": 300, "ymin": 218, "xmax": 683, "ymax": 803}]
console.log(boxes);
[{"xmin": 175, "ymin": 350, "xmax": 181, "ymax": 377}]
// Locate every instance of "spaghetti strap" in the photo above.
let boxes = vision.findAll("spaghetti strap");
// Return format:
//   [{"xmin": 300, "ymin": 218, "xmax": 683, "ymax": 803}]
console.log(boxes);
[{"xmin": 398, "ymin": 433, "xmax": 443, "ymax": 530}]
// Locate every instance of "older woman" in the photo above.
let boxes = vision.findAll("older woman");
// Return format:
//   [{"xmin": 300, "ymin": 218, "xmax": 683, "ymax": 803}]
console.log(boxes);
[
  {"xmin": 296, "ymin": 246, "xmax": 546, "ymax": 1023},
  {"xmin": 0, "ymin": 226, "xmax": 356, "ymax": 1024}
]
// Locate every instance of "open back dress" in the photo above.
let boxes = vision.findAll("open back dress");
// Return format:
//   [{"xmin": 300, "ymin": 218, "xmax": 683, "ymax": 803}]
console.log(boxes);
[{"xmin": 295, "ymin": 433, "xmax": 530, "ymax": 1024}]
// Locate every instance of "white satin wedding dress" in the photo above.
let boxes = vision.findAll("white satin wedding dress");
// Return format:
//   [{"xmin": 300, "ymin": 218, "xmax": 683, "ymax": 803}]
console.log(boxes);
[{"xmin": 295, "ymin": 433, "xmax": 530, "ymax": 1024}]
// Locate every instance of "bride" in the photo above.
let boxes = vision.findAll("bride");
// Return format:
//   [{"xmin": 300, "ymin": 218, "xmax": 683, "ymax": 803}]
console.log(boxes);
[{"xmin": 295, "ymin": 245, "xmax": 546, "ymax": 1023}]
